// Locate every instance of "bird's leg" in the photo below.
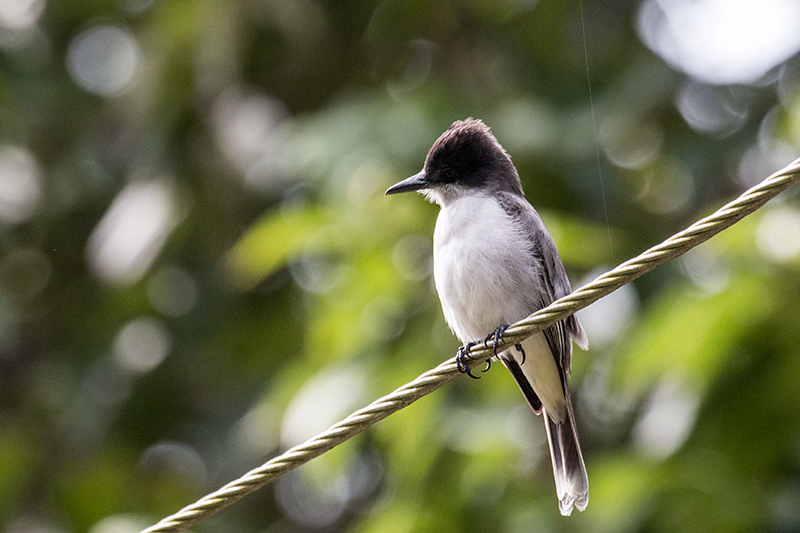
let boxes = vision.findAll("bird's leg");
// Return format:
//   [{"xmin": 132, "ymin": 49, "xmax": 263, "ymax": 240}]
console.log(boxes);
[{"xmin": 456, "ymin": 342, "xmax": 480, "ymax": 379}]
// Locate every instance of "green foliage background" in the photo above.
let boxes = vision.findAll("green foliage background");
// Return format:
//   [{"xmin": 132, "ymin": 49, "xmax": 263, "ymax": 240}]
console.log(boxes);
[{"xmin": 2, "ymin": 1, "xmax": 800, "ymax": 532}]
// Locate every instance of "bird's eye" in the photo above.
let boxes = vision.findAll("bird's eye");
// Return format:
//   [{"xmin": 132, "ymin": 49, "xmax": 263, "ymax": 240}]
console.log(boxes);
[{"xmin": 444, "ymin": 168, "xmax": 456, "ymax": 179}]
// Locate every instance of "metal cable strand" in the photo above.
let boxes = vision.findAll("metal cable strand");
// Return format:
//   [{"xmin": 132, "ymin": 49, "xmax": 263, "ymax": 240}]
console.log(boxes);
[{"xmin": 142, "ymin": 157, "xmax": 800, "ymax": 533}]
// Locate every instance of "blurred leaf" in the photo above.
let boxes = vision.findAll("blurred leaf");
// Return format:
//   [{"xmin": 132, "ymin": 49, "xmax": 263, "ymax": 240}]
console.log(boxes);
[
  {"xmin": 613, "ymin": 273, "xmax": 776, "ymax": 395},
  {"xmin": 226, "ymin": 204, "xmax": 336, "ymax": 289}
]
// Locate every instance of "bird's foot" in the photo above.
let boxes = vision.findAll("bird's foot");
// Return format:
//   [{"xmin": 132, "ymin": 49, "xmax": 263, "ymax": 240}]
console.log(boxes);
[
  {"xmin": 483, "ymin": 324, "xmax": 510, "ymax": 356},
  {"xmin": 456, "ymin": 342, "xmax": 481, "ymax": 379}
]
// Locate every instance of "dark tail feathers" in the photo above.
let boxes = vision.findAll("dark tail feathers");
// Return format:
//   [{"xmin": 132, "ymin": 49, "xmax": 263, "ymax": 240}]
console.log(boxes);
[{"xmin": 543, "ymin": 403, "xmax": 588, "ymax": 516}]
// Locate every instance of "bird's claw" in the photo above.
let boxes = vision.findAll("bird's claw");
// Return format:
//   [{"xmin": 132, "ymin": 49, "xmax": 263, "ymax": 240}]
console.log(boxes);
[
  {"xmin": 456, "ymin": 342, "xmax": 480, "ymax": 379},
  {"xmin": 515, "ymin": 343, "xmax": 526, "ymax": 365},
  {"xmin": 457, "ymin": 324, "xmax": 511, "ymax": 378},
  {"xmin": 483, "ymin": 324, "xmax": 510, "ymax": 356}
]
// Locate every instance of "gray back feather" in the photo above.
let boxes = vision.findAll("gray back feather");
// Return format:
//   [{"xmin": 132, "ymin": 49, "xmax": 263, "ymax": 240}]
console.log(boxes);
[{"xmin": 496, "ymin": 192, "xmax": 587, "ymax": 379}]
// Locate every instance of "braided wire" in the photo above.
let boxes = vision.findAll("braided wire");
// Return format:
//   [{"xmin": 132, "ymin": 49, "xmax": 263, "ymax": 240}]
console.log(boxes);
[{"xmin": 142, "ymin": 157, "xmax": 800, "ymax": 533}]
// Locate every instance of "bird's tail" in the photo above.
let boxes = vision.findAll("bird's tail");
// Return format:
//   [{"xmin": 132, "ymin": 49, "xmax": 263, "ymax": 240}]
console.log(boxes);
[
  {"xmin": 543, "ymin": 400, "xmax": 588, "ymax": 516},
  {"xmin": 500, "ymin": 348, "xmax": 588, "ymax": 514}
]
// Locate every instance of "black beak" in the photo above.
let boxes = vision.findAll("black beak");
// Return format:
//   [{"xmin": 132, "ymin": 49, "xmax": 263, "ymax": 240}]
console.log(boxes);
[{"xmin": 385, "ymin": 170, "xmax": 429, "ymax": 196}]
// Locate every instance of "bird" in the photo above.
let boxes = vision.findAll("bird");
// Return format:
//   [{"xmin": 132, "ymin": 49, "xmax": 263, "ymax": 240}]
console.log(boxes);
[{"xmin": 385, "ymin": 118, "xmax": 589, "ymax": 515}]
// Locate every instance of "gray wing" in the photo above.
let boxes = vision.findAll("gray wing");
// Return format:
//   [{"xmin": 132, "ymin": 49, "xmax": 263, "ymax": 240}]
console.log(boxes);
[{"xmin": 496, "ymin": 192, "xmax": 588, "ymax": 378}]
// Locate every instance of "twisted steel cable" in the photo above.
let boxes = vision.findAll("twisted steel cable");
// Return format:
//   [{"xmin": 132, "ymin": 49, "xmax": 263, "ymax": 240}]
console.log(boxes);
[{"xmin": 142, "ymin": 157, "xmax": 800, "ymax": 533}]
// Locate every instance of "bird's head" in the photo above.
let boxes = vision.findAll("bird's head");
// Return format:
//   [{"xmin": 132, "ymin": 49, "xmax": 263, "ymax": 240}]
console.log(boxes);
[{"xmin": 385, "ymin": 118, "xmax": 523, "ymax": 204}]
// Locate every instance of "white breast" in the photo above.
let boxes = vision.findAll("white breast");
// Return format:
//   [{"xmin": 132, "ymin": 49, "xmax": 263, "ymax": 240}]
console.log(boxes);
[{"xmin": 433, "ymin": 194, "xmax": 535, "ymax": 343}]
